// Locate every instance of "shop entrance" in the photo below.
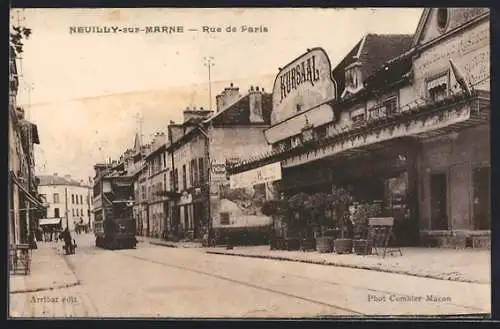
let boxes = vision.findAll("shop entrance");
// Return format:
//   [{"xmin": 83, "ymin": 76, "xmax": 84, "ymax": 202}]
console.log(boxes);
[
  {"xmin": 430, "ymin": 173, "xmax": 448, "ymax": 230},
  {"xmin": 473, "ymin": 166, "xmax": 491, "ymax": 230}
]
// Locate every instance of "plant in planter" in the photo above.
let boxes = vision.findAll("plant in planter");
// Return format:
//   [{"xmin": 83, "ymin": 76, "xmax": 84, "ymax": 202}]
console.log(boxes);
[
  {"xmin": 261, "ymin": 199, "xmax": 288, "ymax": 250},
  {"xmin": 305, "ymin": 192, "xmax": 336, "ymax": 253},
  {"xmin": 331, "ymin": 186, "xmax": 354, "ymax": 254},
  {"xmin": 284, "ymin": 192, "xmax": 310, "ymax": 251},
  {"xmin": 352, "ymin": 202, "xmax": 382, "ymax": 255}
]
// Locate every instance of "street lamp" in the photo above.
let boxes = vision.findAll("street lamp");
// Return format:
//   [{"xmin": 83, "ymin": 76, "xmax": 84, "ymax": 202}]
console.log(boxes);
[{"xmin": 203, "ymin": 56, "xmax": 215, "ymax": 111}]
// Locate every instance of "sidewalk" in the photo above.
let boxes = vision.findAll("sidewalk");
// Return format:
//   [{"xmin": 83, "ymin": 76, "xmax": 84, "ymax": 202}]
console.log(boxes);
[
  {"xmin": 9, "ymin": 241, "xmax": 80, "ymax": 294},
  {"xmin": 137, "ymin": 236, "xmax": 203, "ymax": 249},
  {"xmin": 205, "ymin": 245, "xmax": 490, "ymax": 284}
]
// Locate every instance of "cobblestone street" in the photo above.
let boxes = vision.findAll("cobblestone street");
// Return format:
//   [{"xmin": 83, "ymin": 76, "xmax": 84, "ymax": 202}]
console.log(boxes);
[{"xmin": 9, "ymin": 233, "xmax": 490, "ymax": 318}]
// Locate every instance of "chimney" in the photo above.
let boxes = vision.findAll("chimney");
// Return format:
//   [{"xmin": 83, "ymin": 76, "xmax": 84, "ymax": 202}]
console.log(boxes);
[
  {"xmin": 249, "ymin": 85, "xmax": 264, "ymax": 123},
  {"xmin": 183, "ymin": 105, "xmax": 212, "ymax": 123},
  {"xmin": 215, "ymin": 83, "xmax": 240, "ymax": 113}
]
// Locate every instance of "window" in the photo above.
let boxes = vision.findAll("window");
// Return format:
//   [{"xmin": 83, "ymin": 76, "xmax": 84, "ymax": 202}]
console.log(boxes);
[
  {"xmin": 163, "ymin": 153, "xmax": 166, "ymax": 168},
  {"xmin": 54, "ymin": 208, "xmax": 60, "ymax": 218},
  {"xmin": 383, "ymin": 96, "xmax": 398, "ymax": 116},
  {"xmin": 437, "ymin": 8, "xmax": 449, "ymax": 31},
  {"xmin": 72, "ymin": 209, "xmax": 75, "ymax": 216},
  {"xmin": 80, "ymin": 195, "xmax": 83, "ymax": 204},
  {"xmin": 72, "ymin": 194, "xmax": 75, "ymax": 204},
  {"xmin": 80, "ymin": 209, "xmax": 83, "ymax": 216},
  {"xmin": 163, "ymin": 173, "xmax": 167, "ymax": 193},
  {"xmin": 174, "ymin": 168, "xmax": 179, "ymax": 191},
  {"xmin": 53, "ymin": 193, "xmax": 60, "ymax": 204},
  {"xmin": 198, "ymin": 158, "xmax": 205, "ymax": 183},
  {"xmin": 220, "ymin": 212, "xmax": 230, "ymax": 225},
  {"xmin": 182, "ymin": 165, "xmax": 187, "ymax": 190},
  {"xmin": 193, "ymin": 159, "xmax": 198, "ymax": 186},
  {"xmin": 315, "ymin": 125, "xmax": 327, "ymax": 139},
  {"xmin": 170, "ymin": 171, "xmax": 175, "ymax": 191},
  {"xmin": 427, "ymin": 74, "xmax": 448, "ymax": 102},
  {"xmin": 189, "ymin": 160, "xmax": 194, "ymax": 187},
  {"xmin": 351, "ymin": 107, "xmax": 365, "ymax": 125}
]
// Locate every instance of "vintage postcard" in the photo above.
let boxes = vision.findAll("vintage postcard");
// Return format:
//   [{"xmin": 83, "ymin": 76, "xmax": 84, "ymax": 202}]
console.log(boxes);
[{"xmin": 8, "ymin": 7, "xmax": 491, "ymax": 318}]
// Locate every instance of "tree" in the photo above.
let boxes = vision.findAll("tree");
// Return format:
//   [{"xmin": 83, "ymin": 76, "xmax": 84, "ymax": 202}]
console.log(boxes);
[{"xmin": 10, "ymin": 25, "xmax": 32, "ymax": 55}]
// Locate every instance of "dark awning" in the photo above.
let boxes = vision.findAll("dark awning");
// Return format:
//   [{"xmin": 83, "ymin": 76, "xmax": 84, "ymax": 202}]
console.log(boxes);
[{"xmin": 10, "ymin": 171, "xmax": 46, "ymax": 209}]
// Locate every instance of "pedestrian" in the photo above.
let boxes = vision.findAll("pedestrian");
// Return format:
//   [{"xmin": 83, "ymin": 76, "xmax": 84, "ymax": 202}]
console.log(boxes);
[{"xmin": 59, "ymin": 227, "xmax": 74, "ymax": 255}]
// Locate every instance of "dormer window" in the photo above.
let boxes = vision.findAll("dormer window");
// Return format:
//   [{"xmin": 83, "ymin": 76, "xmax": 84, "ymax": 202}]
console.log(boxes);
[
  {"xmin": 437, "ymin": 8, "xmax": 449, "ymax": 31},
  {"xmin": 427, "ymin": 73, "xmax": 449, "ymax": 102},
  {"xmin": 342, "ymin": 61, "xmax": 363, "ymax": 98}
]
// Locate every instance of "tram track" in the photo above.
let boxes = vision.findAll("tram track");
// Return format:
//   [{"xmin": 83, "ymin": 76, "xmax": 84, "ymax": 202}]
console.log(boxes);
[
  {"xmin": 119, "ymin": 251, "xmax": 366, "ymax": 316},
  {"xmin": 119, "ymin": 247, "xmax": 488, "ymax": 316}
]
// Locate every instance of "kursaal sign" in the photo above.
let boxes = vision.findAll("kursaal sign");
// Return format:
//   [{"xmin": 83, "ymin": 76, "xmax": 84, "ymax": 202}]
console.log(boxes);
[{"xmin": 271, "ymin": 48, "xmax": 337, "ymax": 125}]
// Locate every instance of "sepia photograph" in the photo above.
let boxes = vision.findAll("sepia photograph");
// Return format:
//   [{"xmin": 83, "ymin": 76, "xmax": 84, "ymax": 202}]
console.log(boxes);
[{"xmin": 8, "ymin": 7, "xmax": 491, "ymax": 318}]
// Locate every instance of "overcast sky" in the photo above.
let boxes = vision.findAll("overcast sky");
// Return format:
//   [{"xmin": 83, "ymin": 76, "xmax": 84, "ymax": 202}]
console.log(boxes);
[{"xmin": 10, "ymin": 8, "xmax": 423, "ymax": 180}]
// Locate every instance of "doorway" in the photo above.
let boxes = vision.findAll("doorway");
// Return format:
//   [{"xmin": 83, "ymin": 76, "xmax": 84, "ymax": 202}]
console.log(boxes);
[
  {"xmin": 473, "ymin": 166, "xmax": 491, "ymax": 230},
  {"xmin": 430, "ymin": 172, "xmax": 448, "ymax": 230}
]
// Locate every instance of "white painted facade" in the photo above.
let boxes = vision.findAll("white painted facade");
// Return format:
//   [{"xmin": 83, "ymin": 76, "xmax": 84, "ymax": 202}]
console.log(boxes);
[{"xmin": 38, "ymin": 178, "xmax": 93, "ymax": 232}]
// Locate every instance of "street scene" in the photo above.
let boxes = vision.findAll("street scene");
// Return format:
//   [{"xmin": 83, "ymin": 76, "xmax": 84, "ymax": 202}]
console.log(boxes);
[
  {"xmin": 9, "ymin": 8, "xmax": 491, "ymax": 318},
  {"xmin": 9, "ymin": 233, "xmax": 490, "ymax": 317}
]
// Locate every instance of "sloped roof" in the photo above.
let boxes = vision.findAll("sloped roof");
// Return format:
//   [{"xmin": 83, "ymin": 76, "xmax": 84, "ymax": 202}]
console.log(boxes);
[
  {"xmin": 38, "ymin": 175, "xmax": 87, "ymax": 187},
  {"xmin": 358, "ymin": 34, "xmax": 413, "ymax": 81}
]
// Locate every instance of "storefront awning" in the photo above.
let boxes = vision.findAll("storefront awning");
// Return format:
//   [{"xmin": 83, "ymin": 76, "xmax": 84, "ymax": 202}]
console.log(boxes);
[
  {"xmin": 264, "ymin": 103, "xmax": 335, "ymax": 144},
  {"xmin": 10, "ymin": 171, "xmax": 46, "ymax": 209},
  {"xmin": 39, "ymin": 218, "xmax": 62, "ymax": 226},
  {"xmin": 229, "ymin": 90, "xmax": 489, "ymax": 175},
  {"xmin": 282, "ymin": 91, "xmax": 488, "ymax": 168}
]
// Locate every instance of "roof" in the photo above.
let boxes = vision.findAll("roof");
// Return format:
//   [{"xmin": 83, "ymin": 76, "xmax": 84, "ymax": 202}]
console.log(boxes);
[
  {"xmin": 38, "ymin": 174, "xmax": 89, "ymax": 187},
  {"xmin": 208, "ymin": 93, "xmax": 272, "ymax": 126},
  {"xmin": 39, "ymin": 218, "xmax": 62, "ymax": 226},
  {"xmin": 144, "ymin": 143, "xmax": 166, "ymax": 160},
  {"xmin": 332, "ymin": 34, "xmax": 413, "ymax": 100},
  {"xmin": 358, "ymin": 34, "xmax": 413, "ymax": 81}
]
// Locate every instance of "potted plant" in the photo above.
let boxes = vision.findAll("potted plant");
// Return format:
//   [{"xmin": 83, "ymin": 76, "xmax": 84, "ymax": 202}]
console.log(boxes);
[
  {"xmin": 284, "ymin": 192, "xmax": 309, "ymax": 251},
  {"xmin": 352, "ymin": 202, "xmax": 382, "ymax": 255},
  {"xmin": 262, "ymin": 199, "xmax": 288, "ymax": 250},
  {"xmin": 332, "ymin": 186, "xmax": 354, "ymax": 254},
  {"xmin": 305, "ymin": 192, "xmax": 335, "ymax": 253}
]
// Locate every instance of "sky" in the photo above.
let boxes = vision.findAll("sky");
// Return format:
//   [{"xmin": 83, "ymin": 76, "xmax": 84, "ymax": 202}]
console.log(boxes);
[{"xmin": 10, "ymin": 8, "xmax": 423, "ymax": 181}]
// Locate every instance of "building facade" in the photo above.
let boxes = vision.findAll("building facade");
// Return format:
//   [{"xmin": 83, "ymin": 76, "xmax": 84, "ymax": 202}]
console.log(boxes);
[
  {"xmin": 144, "ymin": 133, "xmax": 171, "ymax": 239},
  {"xmin": 166, "ymin": 84, "xmax": 273, "ymax": 241},
  {"xmin": 9, "ymin": 45, "xmax": 44, "ymax": 245},
  {"xmin": 38, "ymin": 174, "xmax": 93, "ymax": 232},
  {"xmin": 228, "ymin": 8, "xmax": 490, "ymax": 248}
]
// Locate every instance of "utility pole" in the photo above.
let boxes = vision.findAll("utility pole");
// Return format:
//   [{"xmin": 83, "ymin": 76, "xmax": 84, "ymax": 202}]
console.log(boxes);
[
  {"xmin": 203, "ymin": 57, "xmax": 215, "ymax": 111},
  {"xmin": 65, "ymin": 187, "xmax": 69, "ymax": 230}
]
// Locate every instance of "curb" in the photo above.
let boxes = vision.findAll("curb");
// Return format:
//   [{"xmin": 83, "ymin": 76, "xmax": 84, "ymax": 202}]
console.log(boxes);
[
  {"xmin": 149, "ymin": 241, "xmax": 178, "ymax": 248},
  {"xmin": 205, "ymin": 251, "xmax": 487, "ymax": 285},
  {"xmin": 10, "ymin": 245, "xmax": 82, "ymax": 295},
  {"xmin": 10, "ymin": 280, "xmax": 81, "ymax": 294},
  {"xmin": 140, "ymin": 239, "xmax": 203, "ymax": 249}
]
